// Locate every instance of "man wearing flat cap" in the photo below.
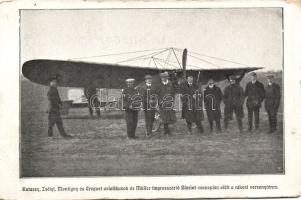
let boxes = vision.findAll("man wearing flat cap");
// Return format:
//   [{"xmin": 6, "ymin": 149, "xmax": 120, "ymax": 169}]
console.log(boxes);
[
  {"xmin": 244, "ymin": 72, "xmax": 265, "ymax": 132},
  {"xmin": 180, "ymin": 75, "xmax": 204, "ymax": 134},
  {"xmin": 264, "ymin": 74, "xmax": 281, "ymax": 133},
  {"xmin": 223, "ymin": 75, "xmax": 245, "ymax": 132},
  {"xmin": 47, "ymin": 77, "xmax": 73, "ymax": 138},
  {"xmin": 139, "ymin": 75, "xmax": 157, "ymax": 137},
  {"xmin": 122, "ymin": 78, "xmax": 141, "ymax": 139},
  {"xmin": 156, "ymin": 72, "xmax": 177, "ymax": 136}
]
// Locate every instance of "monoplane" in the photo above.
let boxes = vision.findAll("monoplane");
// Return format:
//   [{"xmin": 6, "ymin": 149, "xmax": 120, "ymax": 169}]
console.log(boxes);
[
  {"xmin": 22, "ymin": 47, "xmax": 260, "ymax": 91},
  {"xmin": 22, "ymin": 47, "xmax": 261, "ymax": 129}
]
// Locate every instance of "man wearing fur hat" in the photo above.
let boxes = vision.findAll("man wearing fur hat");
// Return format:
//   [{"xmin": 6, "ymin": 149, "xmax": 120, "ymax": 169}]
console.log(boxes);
[
  {"xmin": 223, "ymin": 75, "xmax": 245, "ymax": 132},
  {"xmin": 204, "ymin": 78, "xmax": 223, "ymax": 133}
]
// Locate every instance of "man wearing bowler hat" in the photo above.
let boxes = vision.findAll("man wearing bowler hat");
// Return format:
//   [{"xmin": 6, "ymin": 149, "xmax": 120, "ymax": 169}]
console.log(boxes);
[
  {"xmin": 122, "ymin": 78, "xmax": 141, "ymax": 139},
  {"xmin": 244, "ymin": 72, "xmax": 265, "ymax": 132},
  {"xmin": 264, "ymin": 74, "xmax": 281, "ymax": 133},
  {"xmin": 139, "ymin": 75, "xmax": 157, "ymax": 137},
  {"xmin": 47, "ymin": 76, "xmax": 73, "ymax": 138}
]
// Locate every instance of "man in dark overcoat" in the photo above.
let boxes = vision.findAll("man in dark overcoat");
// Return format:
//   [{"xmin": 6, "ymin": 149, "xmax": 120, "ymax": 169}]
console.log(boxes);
[
  {"xmin": 180, "ymin": 76, "xmax": 204, "ymax": 134},
  {"xmin": 122, "ymin": 78, "xmax": 141, "ymax": 139},
  {"xmin": 47, "ymin": 77, "xmax": 73, "ymax": 138},
  {"xmin": 244, "ymin": 72, "xmax": 265, "ymax": 132},
  {"xmin": 264, "ymin": 74, "xmax": 281, "ymax": 133},
  {"xmin": 223, "ymin": 75, "xmax": 245, "ymax": 132},
  {"xmin": 139, "ymin": 75, "xmax": 157, "ymax": 137},
  {"xmin": 204, "ymin": 78, "xmax": 223, "ymax": 133},
  {"xmin": 156, "ymin": 72, "xmax": 177, "ymax": 136}
]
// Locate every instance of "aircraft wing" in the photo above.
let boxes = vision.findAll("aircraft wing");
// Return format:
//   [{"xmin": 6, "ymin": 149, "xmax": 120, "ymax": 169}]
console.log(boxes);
[
  {"xmin": 192, "ymin": 67, "xmax": 262, "ymax": 84},
  {"xmin": 22, "ymin": 59, "xmax": 162, "ymax": 88},
  {"xmin": 22, "ymin": 59, "xmax": 261, "ymax": 88}
]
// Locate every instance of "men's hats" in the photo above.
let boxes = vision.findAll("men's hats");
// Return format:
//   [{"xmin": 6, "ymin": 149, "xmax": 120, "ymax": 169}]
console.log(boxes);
[
  {"xmin": 266, "ymin": 74, "xmax": 274, "ymax": 79},
  {"xmin": 144, "ymin": 75, "xmax": 152, "ymax": 80},
  {"xmin": 208, "ymin": 78, "xmax": 214, "ymax": 84},
  {"xmin": 160, "ymin": 72, "xmax": 169, "ymax": 77},
  {"xmin": 229, "ymin": 75, "xmax": 236, "ymax": 80},
  {"xmin": 49, "ymin": 76, "xmax": 58, "ymax": 82},
  {"xmin": 250, "ymin": 72, "xmax": 257, "ymax": 77},
  {"xmin": 125, "ymin": 78, "xmax": 135, "ymax": 83}
]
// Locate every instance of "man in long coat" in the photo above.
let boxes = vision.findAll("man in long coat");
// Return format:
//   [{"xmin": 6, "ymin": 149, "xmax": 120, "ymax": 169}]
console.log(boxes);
[
  {"xmin": 139, "ymin": 75, "xmax": 157, "ymax": 137},
  {"xmin": 204, "ymin": 78, "xmax": 223, "ymax": 133},
  {"xmin": 156, "ymin": 72, "xmax": 177, "ymax": 136},
  {"xmin": 223, "ymin": 75, "xmax": 245, "ymax": 132},
  {"xmin": 244, "ymin": 72, "xmax": 265, "ymax": 132},
  {"xmin": 180, "ymin": 76, "xmax": 204, "ymax": 134},
  {"xmin": 264, "ymin": 74, "xmax": 281, "ymax": 133},
  {"xmin": 122, "ymin": 78, "xmax": 141, "ymax": 139},
  {"xmin": 47, "ymin": 77, "xmax": 73, "ymax": 138}
]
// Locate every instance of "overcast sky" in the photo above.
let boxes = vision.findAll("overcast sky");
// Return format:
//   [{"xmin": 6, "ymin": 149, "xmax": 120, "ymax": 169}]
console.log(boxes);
[{"xmin": 21, "ymin": 8, "xmax": 283, "ymax": 71}]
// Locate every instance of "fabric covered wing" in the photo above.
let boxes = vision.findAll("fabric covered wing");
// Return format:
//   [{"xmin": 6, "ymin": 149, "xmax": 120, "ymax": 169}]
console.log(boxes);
[
  {"xmin": 194, "ymin": 67, "xmax": 261, "ymax": 84},
  {"xmin": 22, "ymin": 59, "xmax": 161, "ymax": 88},
  {"xmin": 22, "ymin": 59, "xmax": 261, "ymax": 88}
]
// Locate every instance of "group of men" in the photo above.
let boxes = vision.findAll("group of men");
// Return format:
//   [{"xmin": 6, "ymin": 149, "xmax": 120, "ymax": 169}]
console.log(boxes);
[
  {"xmin": 46, "ymin": 71, "xmax": 281, "ymax": 139},
  {"xmin": 122, "ymin": 72, "xmax": 177, "ymax": 139},
  {"xmin": 122, "ymin": 71, "xmax": 281, "ymax": 139}
]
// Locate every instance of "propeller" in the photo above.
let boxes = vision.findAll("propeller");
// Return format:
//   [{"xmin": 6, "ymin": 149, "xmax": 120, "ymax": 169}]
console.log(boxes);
[{"xmin": 182, "ymin": 48, "xmax": 187, "ymax": 79}]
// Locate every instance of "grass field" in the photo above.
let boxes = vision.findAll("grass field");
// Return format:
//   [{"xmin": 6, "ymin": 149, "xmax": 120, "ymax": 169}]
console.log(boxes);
[{"xmin": 20, "ymin": 72, "xmax": 284, "ymax": 177}]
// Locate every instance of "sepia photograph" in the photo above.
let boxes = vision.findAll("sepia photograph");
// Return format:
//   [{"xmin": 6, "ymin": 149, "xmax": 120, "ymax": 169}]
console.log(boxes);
[{"xmin": 20, "ymin": 8, "xmax": 284, "ymax": 177}]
